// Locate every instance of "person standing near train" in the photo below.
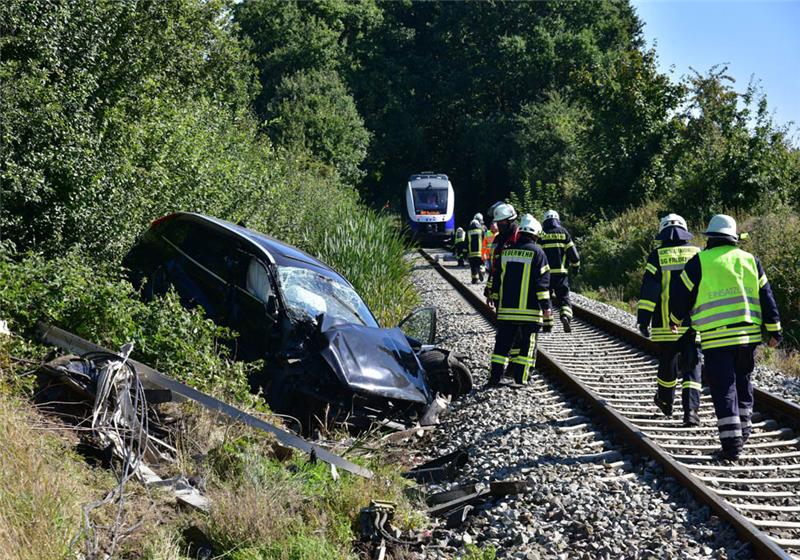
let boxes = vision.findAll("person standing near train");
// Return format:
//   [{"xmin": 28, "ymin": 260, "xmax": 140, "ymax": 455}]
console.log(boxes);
[
  {"xmin": 467, "ymin": 214, "xmax": 485, "ymax": 283},
  {"xmin": 670, "ymin": 214, "xmax": 782, "ymax": 460},
  {"xmin": 540, "ymin": 210, "xmax": 580, "ymax": 333}
]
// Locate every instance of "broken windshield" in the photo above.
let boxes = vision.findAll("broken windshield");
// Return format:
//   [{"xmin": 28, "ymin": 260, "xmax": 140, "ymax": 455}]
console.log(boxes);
[{"xmin": 277, "ymin": 267, "xmax": 378, "ymax": 328}]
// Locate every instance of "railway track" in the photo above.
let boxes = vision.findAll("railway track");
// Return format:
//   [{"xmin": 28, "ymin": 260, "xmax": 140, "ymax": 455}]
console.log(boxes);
[{"xmin": 420, "ymin": 248, "xmax": 800, "ymax": 560}]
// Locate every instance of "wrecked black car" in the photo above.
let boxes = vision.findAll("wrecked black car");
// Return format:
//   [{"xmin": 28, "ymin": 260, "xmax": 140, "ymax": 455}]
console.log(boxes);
[{"xmin": 123, "ymin": 212, "xmax": 471, "ymax": 430}]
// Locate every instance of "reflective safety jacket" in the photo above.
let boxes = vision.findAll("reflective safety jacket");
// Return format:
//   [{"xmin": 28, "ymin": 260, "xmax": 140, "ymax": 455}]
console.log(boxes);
[
  {"xmin": 491, "ymin": 236, "xmax": 551, "ymax": 323},
  {"xmin": 670, "ymin": 242, "xmax": 782, "ymax": 350},
  {"xmin": 454, "ymin": 229, "xmax": 466, "ymax": 243},
  {"xmin": 486, "ymin": 225, "xmax": 520, "ymax": 293},
  {"xmin": 637, "ymin": 241, "xmax": 700, "ymax": 342},
  {"xmin": 481, "ymin": 230, "xmax": 496, "ymax": 260},
  {"xmin": 467, "ymin": 222, "xmax": 484, "ymax": 258},
  {"xmin": 541, "ymin": 219, "xmax": 580, "ymax": 275}
]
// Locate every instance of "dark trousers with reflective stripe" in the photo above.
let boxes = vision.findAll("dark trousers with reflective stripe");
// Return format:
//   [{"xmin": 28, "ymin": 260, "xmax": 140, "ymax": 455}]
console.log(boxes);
[
  {"xmin": 469, "ymin": 257, "xmax": 484, "ymax": 282},
  {"xmin": 655, "ymin": 341, "xmax": 702, "ymax": 413},
  {"xmin": 490, "ymin": 322, "xmax": 538, "ymax": 384},
  {"xmin": 703, "ymin": 344, "xmax": 757, "ymax": 454},
  {"xmin": 550, "ymin": 274, "xmax": 572, "ymax": 319}
]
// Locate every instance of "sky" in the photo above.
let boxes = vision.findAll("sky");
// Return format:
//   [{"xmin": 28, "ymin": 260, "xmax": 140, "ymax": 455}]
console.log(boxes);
[{"xmin": 632, "ymin": 0, "xmax": 800, "ymax": 134}]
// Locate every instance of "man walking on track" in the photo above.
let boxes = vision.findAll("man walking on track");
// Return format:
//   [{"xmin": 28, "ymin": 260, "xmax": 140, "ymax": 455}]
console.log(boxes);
[
  {"xmin": 487, "ymin": 214, "xmax": 552, "ymax": 388},
  {"xmin": 670, "ymin": 214, "xmax": 782, "ymax": 460}
]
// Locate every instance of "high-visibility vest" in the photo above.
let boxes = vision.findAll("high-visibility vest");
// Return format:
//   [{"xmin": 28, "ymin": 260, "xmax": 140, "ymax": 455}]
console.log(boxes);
[
  {"xmin": 481, "ymin": 231, "xmax": 495, "ymax": 260},
  {"xmin": 467, "ymin": 228, "xmax": 483, "ymax": 258},
  {"xmin": 686, "ymin": 245, "xmax": 763, "ymax": 349},
  {"xmin": 455, "ymin": 230, "xmax": 466, "ymax": 243}
]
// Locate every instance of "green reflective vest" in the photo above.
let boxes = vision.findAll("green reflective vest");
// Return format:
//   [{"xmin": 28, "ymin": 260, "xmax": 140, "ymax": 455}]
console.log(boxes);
[
  {"xmin": 455, "ymin": 230, "xmax": 466, "ymax": 243},
  {"xmin": 691, "ymin": 246, "xmax": 762, "ymax": 333},
  {"xmin": 467, "ymin": 228, "xmax": 483, "ymax": 257}
]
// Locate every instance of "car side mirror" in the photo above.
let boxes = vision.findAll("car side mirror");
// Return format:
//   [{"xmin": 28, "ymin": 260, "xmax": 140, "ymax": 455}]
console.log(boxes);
[{"xmin": 398, "ymin": 307, "xmax": 437, "ymax": 346}]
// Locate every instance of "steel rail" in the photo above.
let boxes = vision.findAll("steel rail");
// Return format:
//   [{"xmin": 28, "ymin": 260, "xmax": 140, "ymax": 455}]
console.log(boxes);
[
  {"xmin": 569, "ymin": 304, "xmax": 800, "ymax": 428},
  {"xmin": 419, "ymin": 248, "xmax": 793, "ymax": 560}
]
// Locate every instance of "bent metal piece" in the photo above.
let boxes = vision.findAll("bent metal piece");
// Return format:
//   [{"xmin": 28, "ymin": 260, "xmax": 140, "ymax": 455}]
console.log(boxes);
[
  {"xmin": 37, "ymin": 322, "xmax": 374, "ymax": 479},
  {"xmin": 419, "ymin": 249, "xmax": 791, "ymax": 560}
]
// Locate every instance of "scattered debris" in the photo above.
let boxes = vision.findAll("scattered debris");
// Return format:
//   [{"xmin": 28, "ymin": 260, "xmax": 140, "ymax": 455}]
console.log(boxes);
[
  {"xmin": 425, "ymin": 479, "xmax": 535, "ymax": 528},
  {"xmin": 404, "ymin": 447, "xmax": 470, "ymax": 483},
  {"xmin": 0, "ymin": 319, "xmax": 10, "ymax": 336},
  {"xmin": 359, "ymin": 500, "xmax": 430, "ymax": 554},
  {"xmin": 38, "ymin": 322, "xmax": 374, "ymax": 478}
]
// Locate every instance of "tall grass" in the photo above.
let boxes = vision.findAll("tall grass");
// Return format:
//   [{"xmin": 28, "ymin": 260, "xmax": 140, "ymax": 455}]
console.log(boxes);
[
  {"xmin": 0, "ymin": 385, "xmax": 112, "ymax": 560},
  {"xmin": 304, "ymin": 213, "xmax": 418, "ymax": 326}
]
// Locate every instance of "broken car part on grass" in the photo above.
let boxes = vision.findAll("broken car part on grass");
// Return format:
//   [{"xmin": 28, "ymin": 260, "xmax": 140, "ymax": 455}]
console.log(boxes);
[
  {"xmin": 38, "ymin": 322, "xmax": 374, "ymax": 478},
  {"xmin": 123, "ymin": 212, "xmax": 472, "ymax": 431}
]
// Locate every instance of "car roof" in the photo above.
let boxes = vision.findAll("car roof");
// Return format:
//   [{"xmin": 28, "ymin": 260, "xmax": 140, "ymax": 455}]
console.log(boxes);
[{"xmin": 167, "ymin": 212, "xmax": 351, "ymax": 285}]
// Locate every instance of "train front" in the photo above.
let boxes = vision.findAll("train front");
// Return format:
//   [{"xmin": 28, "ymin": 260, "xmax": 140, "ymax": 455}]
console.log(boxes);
[{"xmin": 405, "ymin": 173, "xmax": 455, "ymax": 245}]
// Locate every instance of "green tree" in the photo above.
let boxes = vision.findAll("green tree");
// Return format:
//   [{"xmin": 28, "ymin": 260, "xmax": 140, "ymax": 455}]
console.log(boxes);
[
  {"xmin": 268, "ymin": 69, "xmax": 371, "ymax": 184},
  {"xmin": 666, "ymin": 67, "xmax": 800, "ymax": 222}
]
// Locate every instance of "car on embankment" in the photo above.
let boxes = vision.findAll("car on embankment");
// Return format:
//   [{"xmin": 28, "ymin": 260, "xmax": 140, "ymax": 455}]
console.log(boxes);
[{"xmin": 123, "ymin": 212, "xmax": 471, "ymax": 431}]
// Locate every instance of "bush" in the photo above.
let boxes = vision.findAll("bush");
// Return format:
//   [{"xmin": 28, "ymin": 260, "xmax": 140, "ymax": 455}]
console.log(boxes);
[
  {"xmin": 580, "ymin": 200, "xmax": 674, "ymax": 299},
  {"xmin": 0, "ymin": 251, "xmax": 258, "ymax": 405},
  {"xmin": 303, "ymin": 213, "xmax": 418, "ymax": 326},
  {"xmin": 741, "ymin": 207, "xmax": 800, "ymax": 345}
]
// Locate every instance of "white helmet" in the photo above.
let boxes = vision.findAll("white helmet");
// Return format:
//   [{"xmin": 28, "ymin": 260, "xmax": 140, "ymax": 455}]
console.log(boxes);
[
  {"xmin": 473, "ymin": 212, "xmax": 484, "ymax": 223},
  {"xmin": 543, "ymin": 210, "xmax": 560, "ymax": 222},
  {"xmin": 456, "ymin": 227, "xmax": 464, "ymax": 233},
  {"xmin": 487, "ymin": 201, "xmax": 503, "ymax": 221},
  {"xmin": 519, "ymin": 214, "xmax": 543, "ymax": 236},
  {"xmin": 493, "ymin": 203, "xmax": 517, "ymax": 222},
  {"xmin": 705, "ymin": 214, "xmax": 738, "ymax": 240},
  {"xmin": 659, "ymin": 213, "xmax": 688, "ymax": 233}
]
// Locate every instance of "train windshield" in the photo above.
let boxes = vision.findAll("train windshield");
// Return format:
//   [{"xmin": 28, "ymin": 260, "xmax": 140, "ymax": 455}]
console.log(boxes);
[{"xmin": 412, "ymin": 188, "xmax": 448, "ymax": 214}]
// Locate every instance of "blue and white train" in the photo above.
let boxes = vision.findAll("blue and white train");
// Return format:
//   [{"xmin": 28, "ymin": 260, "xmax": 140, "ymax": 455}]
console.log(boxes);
[{"xmin": 405, "ymin": 172, "xmax": 455, "ymax": 244}]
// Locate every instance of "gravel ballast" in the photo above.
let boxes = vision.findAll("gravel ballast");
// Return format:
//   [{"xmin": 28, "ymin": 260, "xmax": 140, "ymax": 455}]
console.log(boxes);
[{"xmin": 410, "ymin": 252, "xmax": 754, "ymax": 559}]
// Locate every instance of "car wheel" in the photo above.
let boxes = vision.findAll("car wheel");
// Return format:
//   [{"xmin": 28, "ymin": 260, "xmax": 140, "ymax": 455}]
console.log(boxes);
[{"xmin": 419, "ymin": 349, "xmax": 473, "ymax": 397}]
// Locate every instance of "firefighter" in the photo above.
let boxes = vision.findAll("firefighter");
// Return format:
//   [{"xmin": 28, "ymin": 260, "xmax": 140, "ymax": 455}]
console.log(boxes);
[
  {"xmin": 467, "ymin": 217, "xmax": 484, "ymax": 283},
  {"xmin": 487, "ymin": 214, "xmax": 552, "ymax": 387},
  {"xmin": 453, "ymin": 227, "xmax": 467, "ymax": 266},
  {"xmin": 540, "ymin": 210, "xmax": 580, "ymax": 333},
  {"xmin": 482, "ymin": 222, "xmax": 498, "ymax": 274},
  {"xmin": 670, "ymin": 215, "xmax": 782, "ymax": 460},
  {"xmin": 637, "ymin": 214, "xmax": 702, "ymax": 426},
  {"xmin": 485, "ymin": 203, "xmax": 520, "ymax": 305}
]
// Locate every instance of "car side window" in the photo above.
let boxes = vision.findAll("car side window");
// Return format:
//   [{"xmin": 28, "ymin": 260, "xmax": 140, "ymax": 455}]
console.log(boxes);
[
  {"xmin": 246, "ymin": 258, "xmax": 273, "ymax": 304},
  {"xmin": 167, "ymin": 222, "xmax": 237, "ymax": 281}
]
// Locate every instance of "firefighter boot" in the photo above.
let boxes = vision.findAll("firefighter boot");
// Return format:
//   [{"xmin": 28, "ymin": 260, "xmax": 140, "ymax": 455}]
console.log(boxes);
[
  {"xmin": 560, "ymin": 314, "xmax": 572, "ymax": 333},
  {"xmin": 654, "ymin": 393, "xmax": 673, "ymax": 417},
  {"xmin": 683, "ymin": 409, "xmax": 700, "ymax": 427}
]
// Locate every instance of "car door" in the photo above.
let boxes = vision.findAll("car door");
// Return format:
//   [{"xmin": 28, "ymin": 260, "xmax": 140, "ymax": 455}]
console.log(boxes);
[{"xmin": 228, "ymin": 252, "xmax": 279, "ymax": 361}]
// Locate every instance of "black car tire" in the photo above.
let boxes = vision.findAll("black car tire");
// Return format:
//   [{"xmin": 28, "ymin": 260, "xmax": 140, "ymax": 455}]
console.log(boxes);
[{"xmin": 419, "ymin": 349, "xmax": 473, "ymax": 397}]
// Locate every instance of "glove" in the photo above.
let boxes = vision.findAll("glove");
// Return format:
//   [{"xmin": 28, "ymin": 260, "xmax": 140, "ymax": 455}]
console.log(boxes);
[
  {"xmin": 542, "ymin": 324, "xmax": 553, "ymax": 334},
  {"xmin": 572, "ymin": 265, "xmax": 580, "ymax": 276},
  {"xmin": 638, "ymin": 324, "xmax": 651, "ymax": 338}
]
